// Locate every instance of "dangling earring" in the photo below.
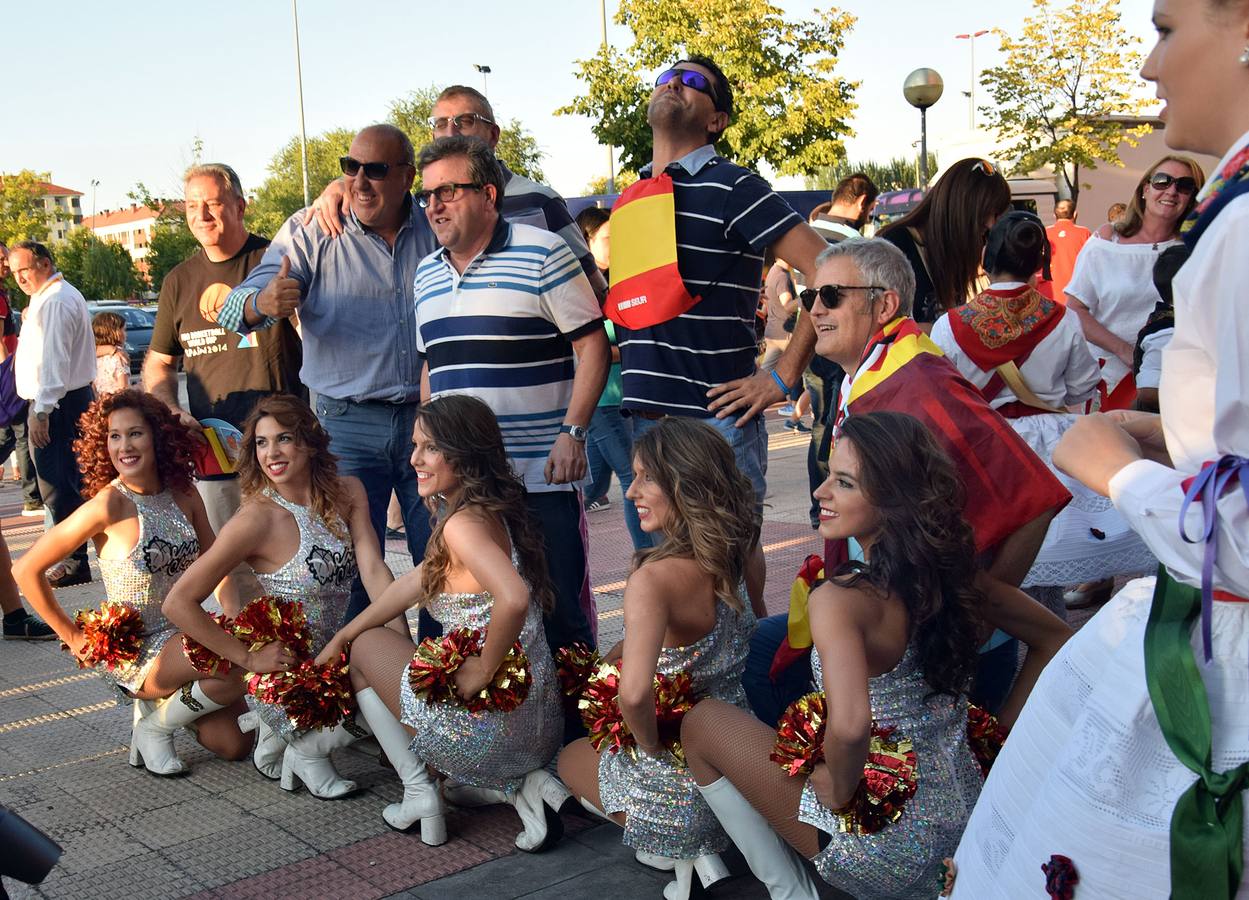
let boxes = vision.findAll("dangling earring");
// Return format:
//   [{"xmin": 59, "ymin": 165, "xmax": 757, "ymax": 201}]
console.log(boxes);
[{"xmin": 1239, "ymin": 45, "xmax": 1249, "ymax": 66}]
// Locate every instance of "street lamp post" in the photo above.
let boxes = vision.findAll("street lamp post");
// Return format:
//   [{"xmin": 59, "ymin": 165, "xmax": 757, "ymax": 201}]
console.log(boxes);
[
  {"xmin": 89, "ymin": 179, "xmax": 99, "ymax": 226},
  {"xmin": 291, "ymin": 0, "xmax": 311, "ymax": 209},
  {"xmin": 954, "ymin": 30, "xmax": 990, "ymax": 130},
  {"xmin": 473, "ymin": 64, "xmax": 492, "ymax": 97},
  {"xmin": 600, "ymin": 0, "xmax": 615, "ymax": 194},
  {"xmin": 903, "ymin": 69, "xmax": 944, "ymax": 188}
]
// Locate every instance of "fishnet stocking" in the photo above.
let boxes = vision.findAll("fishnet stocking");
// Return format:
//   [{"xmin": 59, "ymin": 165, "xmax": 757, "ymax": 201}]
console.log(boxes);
[
  {"xmin": 682, "ymin": 699, "xmax": 821, "ymax": 858},
  {"xmin": 350, "ymin": 626, "xmax": 417, "ymax": 722}
]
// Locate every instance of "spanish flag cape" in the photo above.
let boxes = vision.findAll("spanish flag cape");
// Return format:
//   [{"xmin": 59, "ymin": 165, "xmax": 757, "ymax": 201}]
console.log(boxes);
[{"xmin": 771, "ymin": 317, "xmax": 1070, "ymax": 679}]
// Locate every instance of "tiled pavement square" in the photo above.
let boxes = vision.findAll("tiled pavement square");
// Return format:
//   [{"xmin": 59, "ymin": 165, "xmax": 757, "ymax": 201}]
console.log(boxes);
[{"xmin": 161, "ymin": 817, "xmax": 318, "ymax": 889}]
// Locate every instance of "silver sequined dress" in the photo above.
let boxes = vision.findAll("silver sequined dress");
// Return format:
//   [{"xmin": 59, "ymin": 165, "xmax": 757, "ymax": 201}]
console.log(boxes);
[
  {"xmin": 97, "ymin": 481, "xmax": 199, "ymax": 697},
  {"xmin": 253, "ymin": 488, "xmax": 356, "ymax": 739},
  {"xmin": 397, "ymin": 542, "xmax": 562, "ymax": 794},
  {"xmin": 598, "ymin": 599, "xmax": 756, "ymax": 859},
  {"xmin": 798, "ymin": 644, "xmax": 983, "ymax": 899}
]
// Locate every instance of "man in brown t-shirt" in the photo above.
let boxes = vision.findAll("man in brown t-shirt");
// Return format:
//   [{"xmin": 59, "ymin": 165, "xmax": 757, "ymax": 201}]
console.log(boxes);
[{"xmin": 144, "ymin": 163, "xmax": 303, "ymax": 534}]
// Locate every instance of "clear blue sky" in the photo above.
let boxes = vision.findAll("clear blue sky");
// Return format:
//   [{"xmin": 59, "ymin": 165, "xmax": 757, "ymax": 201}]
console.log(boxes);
[{"xmin": 2, "ymin": 1, "xmax": 1156, "ymax": 214}]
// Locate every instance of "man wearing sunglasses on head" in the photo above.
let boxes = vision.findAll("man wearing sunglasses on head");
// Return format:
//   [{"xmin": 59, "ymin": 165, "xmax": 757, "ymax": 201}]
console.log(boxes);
[
  {"xmin": 216, "ymin": 123, "xmax": 439, "ymax": 624},
  {"xmin": 306, "ymin": 86, "xmax": 606, "ymax": 304},
  {"xmin": 613, "ymin": 55, "xmax": 827, "ymax": 607}
]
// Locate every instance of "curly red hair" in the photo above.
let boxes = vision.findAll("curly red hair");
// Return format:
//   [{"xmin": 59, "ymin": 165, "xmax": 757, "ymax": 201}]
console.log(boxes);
[{"xmin": 74, "ymin": 390, "xmax": 199, "ymax": 498}]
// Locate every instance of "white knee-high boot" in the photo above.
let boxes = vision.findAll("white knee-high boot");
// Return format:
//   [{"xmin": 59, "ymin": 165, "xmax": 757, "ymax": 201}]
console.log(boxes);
[
  {"xmin": 697, "ymin": 777, "xmax": 821, "ymax": 900},
  {"xmin": 354, "ymin": 687, "xmax": 446, "ymax": 845},
  {"xmin": 280, "ymin": 716, "xmax": 368, "ymax": 799},
  {"xmin": 129, "ymin": 682, "xmax": 227, "ymax": 776},
  {"xmin": 237, "ymin": 709, "xmax": 285, "ymax": 779}
]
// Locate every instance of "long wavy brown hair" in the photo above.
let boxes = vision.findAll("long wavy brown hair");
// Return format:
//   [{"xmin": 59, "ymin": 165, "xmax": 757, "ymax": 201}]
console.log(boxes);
[
  {"xmin": 1114, "ymin": 154, "xmax": 1205, "ymax": 239},
  {"xmin": 832, "ymin": 412, "xmax": 984, "ymax": 698},
  {"xmin": 631, "ymin": 418, "xmax": 760, "ymax": 611},
  {"xmin": 74, "ymin": 390, "xmax": 198, "ymax": 498},
  {"xmin": 413, "ymin": 395, "xmax": 554, "ymax": 612},
  {"xmin": 880, "ymin": 157, "xmax": 1012, "ymax": 312},
  {"xmin": 236, "ymin": 394, "xmax": 346, "ymax": 539}
]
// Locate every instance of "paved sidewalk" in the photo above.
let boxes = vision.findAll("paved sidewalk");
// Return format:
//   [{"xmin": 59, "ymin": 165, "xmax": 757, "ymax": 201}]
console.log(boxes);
[{"xmin": 1, "ymin": 416, "xmax": 846, "ymax": 898}]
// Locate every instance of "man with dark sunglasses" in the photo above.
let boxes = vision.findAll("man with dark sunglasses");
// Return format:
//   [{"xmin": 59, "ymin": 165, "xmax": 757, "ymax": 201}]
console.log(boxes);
[
  {"xmin": 215, "ymin": 123, "xmax": 439, "ymax": 625},
  {"xmin": 307, "ymin": 85, "xmax": 606, "ymax": 303},
  {"xmin": 614, "ymin": 54, "xmax": 828, "ymax": 608}
]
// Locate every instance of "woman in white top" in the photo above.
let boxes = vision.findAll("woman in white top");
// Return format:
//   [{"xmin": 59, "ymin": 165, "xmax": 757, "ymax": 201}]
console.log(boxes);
[
  {"xmin": 931, "ymin": 212, "xmax": 1154, "ymax": 590},
  {"xmin": 1064, "ymin": 153, "xmax": 1204, "ymax": 407},
  {"xmin": 949, "ymin": 0, "xmax": 1249, "ymax": 894}
]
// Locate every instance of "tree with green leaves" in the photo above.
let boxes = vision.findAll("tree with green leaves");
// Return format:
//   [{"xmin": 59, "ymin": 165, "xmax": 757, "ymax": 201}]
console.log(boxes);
[
  {"xmin": 805, "ymin": 155, "xmax": 938, "ymax": 193},
  {"xmin": 584, "ymin": 170, "xmax": 639, "ymax": 196},
  {"xmin": 558, "ymin": 0, "xmax": 857, "ymax": 177},
  {"xmin": 125, "ymin": 183, "xmax": 198, "ymax": 294},
  {"xmin": 0, "ymin": 169, "xmax": 59, "ymax": 246},
  {"xmin": 388, "ymin": 86, "xmax": 546, "ymax": 182},
  {"xmin": 245, "ymin": 128, "xmax": 357, "ymax": 239},
  {"xmin": 57, "ymin": 228, "xmax": 143, "ymax": 300},
  {"xmin": 979, "ymin": 0, "xmax": 1148, "ymax": 203}
]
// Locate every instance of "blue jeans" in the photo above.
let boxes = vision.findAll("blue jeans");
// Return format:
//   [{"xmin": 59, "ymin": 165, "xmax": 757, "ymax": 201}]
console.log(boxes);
[
  {"xmin": 583, "ymin": 405, "xmax": 652, "ymax": 552},
  {"xmin": 632, "ymin": 412, "xmax": 768, "ymax": 510},
  {"xmin": 316, "ymin": 396, "xmax": 433, "ymax": 625},
  {"xmin": 742, "ymin": 613, "xmax": 813, "ymax": 726}
]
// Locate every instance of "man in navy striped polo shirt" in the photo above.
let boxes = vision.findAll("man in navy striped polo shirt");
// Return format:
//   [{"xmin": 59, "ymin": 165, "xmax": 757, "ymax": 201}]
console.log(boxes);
[
  {"xmin": 621, "ymin": 56, "xmax": 828, "ymax": 599},
  {"xmin": 413, "ymin": 136, "xmax": 609, "ymax": 662}
]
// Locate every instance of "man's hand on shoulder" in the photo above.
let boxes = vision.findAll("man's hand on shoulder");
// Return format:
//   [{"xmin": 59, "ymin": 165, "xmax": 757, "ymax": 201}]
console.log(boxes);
[{"xmin": 301, "ymin": 177, "xmax": 350, "ymax": 239}]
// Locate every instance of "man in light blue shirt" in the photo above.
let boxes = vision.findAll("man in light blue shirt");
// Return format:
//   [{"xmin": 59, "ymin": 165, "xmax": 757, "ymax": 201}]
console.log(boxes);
[{"xmin": 217, "ymin": 124, "xmax": 437, "ymax": 622}]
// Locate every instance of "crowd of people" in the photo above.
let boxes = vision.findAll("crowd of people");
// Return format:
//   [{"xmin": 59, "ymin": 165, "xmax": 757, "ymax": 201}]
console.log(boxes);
[{"xmin": 1, "ymin": 0, "xmax": 1246, "ymax": 895}]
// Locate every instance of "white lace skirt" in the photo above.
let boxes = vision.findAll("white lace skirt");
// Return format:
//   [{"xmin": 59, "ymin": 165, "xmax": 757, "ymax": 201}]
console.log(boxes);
[
  {"xmin": 950, "ymin": 576, "xmax": 1249, "ymax": 898},
  {"xmin": 1012, "ymin": 414, "xmax": 1156, "ymax": 587}
]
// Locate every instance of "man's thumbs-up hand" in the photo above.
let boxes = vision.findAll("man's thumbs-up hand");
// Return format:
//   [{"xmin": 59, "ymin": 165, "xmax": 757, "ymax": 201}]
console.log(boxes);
[{"xmin": 256, "ymin": 255, "xmax": 303, "ymax": 319}]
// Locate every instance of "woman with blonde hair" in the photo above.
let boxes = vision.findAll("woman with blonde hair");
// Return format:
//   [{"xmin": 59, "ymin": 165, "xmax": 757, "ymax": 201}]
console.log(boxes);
[
  {"xmin": 1065, "ymin": 153, "xmax": 1205, "ymax": 408},
  {"xmin": 164, "ymin": 394, "xmax": 393, "ymax": 798},
  {"xmin": 558, "ymin": 417, "xmax": 760, "ymax": 900}
]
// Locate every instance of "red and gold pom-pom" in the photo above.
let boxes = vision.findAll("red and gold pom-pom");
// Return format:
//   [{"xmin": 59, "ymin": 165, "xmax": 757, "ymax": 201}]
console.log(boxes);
[
  {"xmin": 67, "ymin": 602, "xmax": 144, "ymax": 671},
  {"xmin": 407, "ymin": 627, "xmax": 531, "ymax": 713},
  {"xmin": 248, "ymin": 652, "xmax": 354, "ymax": 732},
  {"xmin": 1041, "ymin": 854, "xmax": 1078, "ymax": 900},
  {"xmin": 771, "ymin": 691, "xmax": 828, "ymax": 777},
  {"xmin": 832, "ymin": 723, "xmax": 919, "ymax": 835},
  {"xmin": 966, "ymin": 702, "xmax": 1008, "ymax": 777},
  {"xmin": 555, "ymin": 642, "xmax": 602, "ymax": 698},
  {"xmin": 580, "ymin": 664, "xmax": 695, "ymax": 764},
  {"xmin": 938, "ymin": 858, "xmax": 957, "ymax": 897},
  {"xmin": 182, "ymin": 613, "xmax": 234, "ymax": 676},
  {"xmin": 580, "ymin": 662, "xmax": 629, "ymax": 754},
  {"xmin": 232, "ymin": 596, "xmax": 311, "ymax": 658}
]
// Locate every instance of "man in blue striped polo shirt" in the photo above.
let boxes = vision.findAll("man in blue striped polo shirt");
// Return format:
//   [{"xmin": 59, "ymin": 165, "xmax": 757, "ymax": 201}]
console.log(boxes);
[
  {"xmin": 413, "ymin": 136, "xmax": 609, "ymax": 661},
  {"xmin": 620, "ymin": 56, "xmax": 829, "ymax": 602}
]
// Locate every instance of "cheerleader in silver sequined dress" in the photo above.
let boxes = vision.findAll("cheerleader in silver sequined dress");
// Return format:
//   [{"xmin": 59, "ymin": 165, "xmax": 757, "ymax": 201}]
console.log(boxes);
[
  {"xmin": 164, "ymin": 395, "xmax": 395, "ymax": 799},
  {"xmin": 557, "ymin": 417, "xmax": 762, "ymax": 900},
  {"xmin": 15, "ymin": 391, "xmax": 253, "ymax": 777},
  {"xmin": 317, "ymin": 395, "xmax": 565, "ymax": 851},
  {"xmin": 679, "ymin": 412, "xmax": 1022, "ymax": 900}
]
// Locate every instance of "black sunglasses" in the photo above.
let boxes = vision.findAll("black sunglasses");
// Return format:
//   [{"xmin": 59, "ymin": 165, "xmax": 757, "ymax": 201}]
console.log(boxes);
[
  {"xmin": 340, "ymin": 156, "xmax": 408, "ymax": 180},
  {"xmin": 656, "ymin": 68, "xmax": 716, "ymax": 100},
  {"xmin": 799, "ymin": 284, "xmax": 886, "ymax": 312},
  {"xmin": 1149, "ymin": 172, "xmax": 1198, "ymax": 195}
]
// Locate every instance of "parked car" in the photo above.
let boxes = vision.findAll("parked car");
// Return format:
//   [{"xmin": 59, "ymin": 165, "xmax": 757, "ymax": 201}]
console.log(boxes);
[{"xmin": 86, "ymin": 302, "xmax": 155, "ymax": 375}]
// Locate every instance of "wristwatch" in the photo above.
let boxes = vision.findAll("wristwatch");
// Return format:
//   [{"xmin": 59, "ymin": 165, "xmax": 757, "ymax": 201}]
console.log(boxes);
[
  {"xmin": 559, "ymin": 424, "xmax": 588, "ymax": 442},
  {"xmin": 34, "ymin": 411, "xmax": 48, "ymax": 423}
]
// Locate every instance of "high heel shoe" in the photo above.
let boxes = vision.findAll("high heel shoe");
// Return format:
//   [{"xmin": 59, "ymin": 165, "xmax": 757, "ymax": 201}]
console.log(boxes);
[
  {"xmin": 238, "ymin": 710, "xmax": 285, "ymax": 780},
  {"xmin": 354, "ymin": 688, "xmax": 447, "ymax": 845},
  {"xmin": 129, "ymin": 683, "xmax": 225, "ymax": 776},
  {"xmin": 662, "ymin": 854, "xmax": 732, "ymax": 899},
  {"xmin": 511, "ymin": 769, "xmax": 571, "ymax": 853},
  {"xmin": 279, "ymin": 723, "xmax": 361, "ymax": 799}
]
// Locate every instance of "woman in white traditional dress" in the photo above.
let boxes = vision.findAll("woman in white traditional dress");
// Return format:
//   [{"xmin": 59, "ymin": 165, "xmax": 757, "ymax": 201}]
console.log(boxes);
[{"xmin": 949, "ymin": 0, "xmax": 1249, "ymax": 896}]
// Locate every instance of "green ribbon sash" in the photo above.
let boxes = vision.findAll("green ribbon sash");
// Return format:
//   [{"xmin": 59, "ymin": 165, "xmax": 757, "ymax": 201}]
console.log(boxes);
[{"xmin": 1144, "ymin": 568, "xmax": 1249, "ymax": 898}]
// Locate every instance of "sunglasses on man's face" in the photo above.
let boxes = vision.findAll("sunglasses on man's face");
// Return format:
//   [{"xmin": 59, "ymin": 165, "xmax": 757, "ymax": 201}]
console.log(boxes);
[
  {"xmin": 340, "ymin": 156, "xmax": 408, "ymax": 181},
  {"xmin": 799, "ymin": 284, "xmax": 885, "ymax": 312},
  {"xmin": 1149, "ymin": 172, "xmax": 1199, "ymax": 196},
  {"xmin": 655, "ymin": 68, "xmax": 716, "ymax": 100}
]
